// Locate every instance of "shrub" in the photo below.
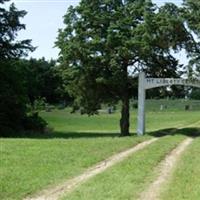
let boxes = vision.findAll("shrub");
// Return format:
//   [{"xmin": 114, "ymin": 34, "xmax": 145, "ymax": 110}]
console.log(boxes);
[
  {"xmin": 33, "ymin": 97, "xmax": 46, "ymax": 111},
  {"xmin": 23, "ymin": 112, "xmax": 47, "ymax": 132}
]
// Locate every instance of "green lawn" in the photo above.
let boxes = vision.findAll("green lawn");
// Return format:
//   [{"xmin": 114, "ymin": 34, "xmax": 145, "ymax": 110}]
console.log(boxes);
[
  {"xmin": 146, "ymin": 111, "xmax": 200, "ymax": 132},
  {"xmin": 40, "ymin": 108, "xmax": 122, "ymax": 133},
  {"xmin": 161, "ymin": 137, "xmax": 200, "ymax": 200},
  {"xmin": 62, "ymin": 135, "xmax": 186, "ymax": 200},
  {"xmin": 0, "ymin": 104, "xmax": 200, "ymax": 200},
  {"xmin": 144, "ymin": 99, "xmax": 200, "ymax": 112},
  {"xmin": 40, "ymin": 109, "xmax": 200, "ymax": 134},
  {"xmin": 0, "ymin": 136, "xmax": 151, "ymax": 200}
]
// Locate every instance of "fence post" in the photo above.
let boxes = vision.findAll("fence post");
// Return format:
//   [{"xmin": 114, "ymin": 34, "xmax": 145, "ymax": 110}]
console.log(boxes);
[{"xmin": 137, "ymin": 72, "xmax": 146, "ymax": 135}]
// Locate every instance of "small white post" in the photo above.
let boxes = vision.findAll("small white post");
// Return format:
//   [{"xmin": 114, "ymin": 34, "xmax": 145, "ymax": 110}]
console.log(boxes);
[{"xmin": 137, "ymin": 72, "xmax": 146, "ymax": 135}]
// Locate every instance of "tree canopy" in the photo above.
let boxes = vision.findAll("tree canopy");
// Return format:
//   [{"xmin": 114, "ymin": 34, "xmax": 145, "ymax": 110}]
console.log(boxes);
[
  {"xmin": 183, "ymin": 0, "xmax": 200, "ymax": 79},
  {"xmin": 0, "ymin": 0, "xmax": 41, "ymax": 135},
  {"xmin": 0, "ymin": 0, "xmax": 34, "ymax": 59},
  {"xmin": 182, "ymin": 0, "xmax": 200, "ymax": 99}
]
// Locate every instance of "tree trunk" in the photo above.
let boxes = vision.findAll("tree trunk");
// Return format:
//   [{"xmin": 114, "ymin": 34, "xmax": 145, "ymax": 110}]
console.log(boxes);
[
  {"xmin": 120, "ymin": 95, "xmax": 130, "ymax": 136},
  {"xmin": 119, "ymin": 62, "xmax": 130, "ymax": 136}
]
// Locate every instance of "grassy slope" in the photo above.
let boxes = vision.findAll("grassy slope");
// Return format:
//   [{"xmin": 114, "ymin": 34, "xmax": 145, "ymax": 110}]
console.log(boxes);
[
  {"xmin": 0, "ymin": 136, "xmax": 150, "ymax": 200},
  {"xmin": 146, "ymin": 111, "xmax": 200, "ymax": 132},
  {"xmin": 62, "ymin": 135, "xmax": 186, "ymax": 200},
  {"xmin": 40, "ymin": 109, "xmax": 122, "ymax": 133},
  {"xmin": 41, "ymin": 109, "xmax": 200, "ymax": 134},
  {"xmin": 144, "ymin": 99, "xmax": 200, "ymax": 112},
  {"xmin": 161, "ymin": 137, "xmax": 200, "ymax": 200}
]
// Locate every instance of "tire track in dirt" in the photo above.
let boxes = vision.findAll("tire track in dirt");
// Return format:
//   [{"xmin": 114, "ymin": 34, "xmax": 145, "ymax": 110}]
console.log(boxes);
[
  {"xmin": 139, "ymin": 137, "xmax": 193, "ymax": 200},
  {"xmin": 25, "ymin": 120, "xmax": 199, "ymax": 200},
  {"xmin": 25, "ymin": 138, "xmax": 158, "ymax": 200}
]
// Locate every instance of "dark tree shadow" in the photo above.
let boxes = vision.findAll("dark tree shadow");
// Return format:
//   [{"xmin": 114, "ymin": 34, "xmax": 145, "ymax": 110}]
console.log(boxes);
[
  {"xmin": 2, "ymin": 127, "xmax": 200, "ymax": 139},
  {"xmin": 2, "ymin": 131, "xmax": 121, "ymax": 139},
  {"xmin": 45, "ymin": 131, "xmax": 120, "ymax": 139},
  {"xmin": 148, "ymin": 127, "xmax": 200, "ymax": 138}
]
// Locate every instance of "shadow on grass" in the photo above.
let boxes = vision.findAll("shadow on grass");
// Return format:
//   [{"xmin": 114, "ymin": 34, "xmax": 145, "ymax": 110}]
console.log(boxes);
[
  {"xmin": 1, "ymin": 127, "xmax": 200, "ymax": 139},
  {"xmin": 1, "ymin": 131, "xmax": 121, "ymax": 139},
  {"xmin": 46, "ymin": 131, "xmax": 120, "ymax": 139},
  {"xmin": 148, "ymin": 127, "xmax": 200, "ymax": 138}
]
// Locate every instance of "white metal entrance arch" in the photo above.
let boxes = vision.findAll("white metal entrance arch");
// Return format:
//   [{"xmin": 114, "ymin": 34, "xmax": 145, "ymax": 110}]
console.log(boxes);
[{"xmin": 137, "ymin": 72, "xmax": 200, "ymax": 135}]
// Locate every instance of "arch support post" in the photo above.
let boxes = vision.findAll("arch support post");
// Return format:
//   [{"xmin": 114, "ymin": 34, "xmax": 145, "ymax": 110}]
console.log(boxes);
[{"xmin": 137, "ymin": 72, "xmax": 146, "ymax": 135}]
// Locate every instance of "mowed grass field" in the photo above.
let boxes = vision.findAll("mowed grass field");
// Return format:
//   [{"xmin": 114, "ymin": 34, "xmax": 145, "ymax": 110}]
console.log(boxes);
[
  {"xmin": 62, "ymin": 135, "xmax": 186, "ymax": 200},
  {"xmin": 41, "ymin": 109, "xmax": 200, "ymax": 134},
  {"xmin": 0, "ymin": 100, "xmax": 200, "ymax": 200},
  {"xmin": 161, "ymin": 137, "xmax": 200, "ymax": 200},
  {"xmin": 0, "ymin": 136, "xmax": 151, "ymax": 200}
]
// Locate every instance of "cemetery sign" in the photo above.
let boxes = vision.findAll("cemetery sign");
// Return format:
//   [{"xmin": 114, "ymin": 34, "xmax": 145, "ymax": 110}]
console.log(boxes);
[
  {"xmin": 145, "ymin": 78, "xmax": 200, "ymax": 89},
  {"xmin": 137, "ymin": 72, "xmax": 200, "ymax": 136}
]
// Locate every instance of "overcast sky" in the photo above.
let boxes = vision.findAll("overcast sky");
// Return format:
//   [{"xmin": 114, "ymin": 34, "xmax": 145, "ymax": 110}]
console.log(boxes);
[{"xmin": 6, "ymin": 0, "xmax": 183, "ymax": 60}]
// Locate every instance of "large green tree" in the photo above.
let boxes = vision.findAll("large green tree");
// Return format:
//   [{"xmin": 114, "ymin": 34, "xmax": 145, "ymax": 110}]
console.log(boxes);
[
  {"xmin": 56, "ymin": 0, "xmax": 192, "ymax": 136},
  {"xmin": 183, "ymin": 0, "xmax": 200, "ymax": 78},
  {"xmin": 182, "ymin": 0, "xmax": 200, "ymax": 99},
  {"xmin": 183, "ymin": 0, "xmax": 200, "ymax": 35},
  {"xmin": 0, "ymin": 1, "xmax": 34, "ymax": 59},
  {"xmin": 0, "ymin": 0, "xmax": 34, "ymax": 134},
  {"xmin": 17, "ymin": 58, "xmax": 66, "ymax": 105}
]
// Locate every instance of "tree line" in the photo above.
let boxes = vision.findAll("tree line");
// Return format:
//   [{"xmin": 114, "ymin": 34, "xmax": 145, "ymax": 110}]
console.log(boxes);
[
  {"xmin": 0, "ymin": 0, "xmax": 71, "ymax": 136},
  {"xmin": 0, "ymin": 0, "xmax": 199, "ymax": 136}
]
